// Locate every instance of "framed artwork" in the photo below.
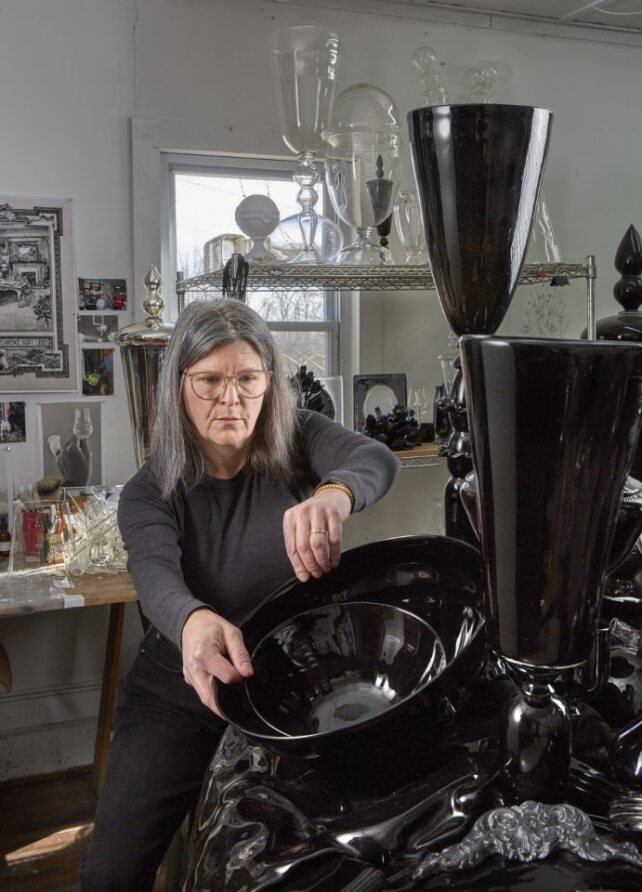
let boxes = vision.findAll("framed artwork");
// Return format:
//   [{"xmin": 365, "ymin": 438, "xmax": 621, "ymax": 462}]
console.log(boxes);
[
  {"xmin": 353, "ymin": 373, "xmax": 407, "ymax": 431},
  {"xmin": 0, "ymin": 196, "xmax": 78, "ymax": 392},
  {"xmin": 16, "ymin": 242, "xmax": 40, "ymax": 263}
]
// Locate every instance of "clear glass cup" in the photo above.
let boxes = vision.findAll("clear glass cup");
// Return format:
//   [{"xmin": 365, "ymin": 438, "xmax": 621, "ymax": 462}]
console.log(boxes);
[
  {"xmin": 439, "ymin": 353, "xmax": 458, "ymax": 394},
  {"xmin": 269, "ymin": 26, "xmax": 341, "ymax": 263},
  {"xmin": 394, "ymin": 189, "xmax": 429, "ymax": 265}
]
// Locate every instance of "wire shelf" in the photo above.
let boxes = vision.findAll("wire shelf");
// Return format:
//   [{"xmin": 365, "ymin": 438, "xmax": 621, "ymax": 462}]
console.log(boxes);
[{"xmin": 176, "ymin": 262, "xmax": 590, "ymax": 298}]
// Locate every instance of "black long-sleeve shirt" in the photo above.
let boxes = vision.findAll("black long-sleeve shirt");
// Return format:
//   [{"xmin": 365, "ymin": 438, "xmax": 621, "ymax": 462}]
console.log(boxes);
[{"xmin": 118, "ymin": 410, "xmax": 400, "ymax": 647}]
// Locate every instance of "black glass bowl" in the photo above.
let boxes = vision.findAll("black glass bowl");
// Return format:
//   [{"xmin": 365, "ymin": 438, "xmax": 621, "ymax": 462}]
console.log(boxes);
[
  {"xmin": 248, "ymin": 601, "xmax": 447, "ymax": 737},
  {"xmin": 214, "ymin": 535, "xmax": 486, "ymax": 762}
]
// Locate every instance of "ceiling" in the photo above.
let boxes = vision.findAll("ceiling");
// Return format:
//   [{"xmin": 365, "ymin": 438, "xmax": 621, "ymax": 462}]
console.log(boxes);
[{"xmin": 383, "ymin": 1, "xmax": 642, "ymax": 32}]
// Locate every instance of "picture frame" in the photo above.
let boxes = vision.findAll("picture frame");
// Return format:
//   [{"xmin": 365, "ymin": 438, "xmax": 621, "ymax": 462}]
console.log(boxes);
[
  {"xmin": 353, "ymin": 373, "xmax": 407, "ymax": 431},
  {"xmin": 0, "ymin": 196, "xmax": 78, "ymax": 392}
]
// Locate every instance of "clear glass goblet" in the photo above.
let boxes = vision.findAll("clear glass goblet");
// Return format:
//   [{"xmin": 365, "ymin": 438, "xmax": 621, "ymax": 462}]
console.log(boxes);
[
  {"xmin": 269, "ymin": 26, "xmax": 340, "ymax": 264},
  {"xmin": 325, "ymin": 131, "xmax": 402, "ymax": 265}
]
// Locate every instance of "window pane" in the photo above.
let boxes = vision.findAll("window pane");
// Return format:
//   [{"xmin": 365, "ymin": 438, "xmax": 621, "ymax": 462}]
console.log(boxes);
[
  {"xmin": 174, "ymin": 170, "xmax": 329, "ymax": 323},
  {"xmin": 274, "ymin": 331, "xmax": 329, "ymax": 377},
  {"xmin": 245, "ymin": 291, "xmax": 325, "ymax": 322},
  {"xmin": 174, "ymin": 173, "xmax": 301, "ymax": 280}
]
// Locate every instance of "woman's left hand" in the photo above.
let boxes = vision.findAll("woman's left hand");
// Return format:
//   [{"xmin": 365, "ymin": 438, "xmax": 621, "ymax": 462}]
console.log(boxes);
[{"xmin": 283, "ymin": 488, "xmax": 351, "ymax": 582}]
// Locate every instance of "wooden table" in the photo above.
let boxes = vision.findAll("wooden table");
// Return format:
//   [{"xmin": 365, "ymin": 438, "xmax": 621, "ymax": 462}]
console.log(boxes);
[{"xmin": 0, "ymin": 568, "xmax": 138, "ymax": 791}]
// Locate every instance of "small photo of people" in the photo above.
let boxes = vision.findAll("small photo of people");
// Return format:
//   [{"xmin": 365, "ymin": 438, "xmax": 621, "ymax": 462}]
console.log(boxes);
[
  {"xmin": 0, "ymin": 401, "xmax": 26, "ymax": 442},
  {"xmin": 82, "ymin": 348, "xmax": 114, "ymax": 396},
  {"xmin": 78, "ymin": 277, "xmax": 127, "ymax": 312}
]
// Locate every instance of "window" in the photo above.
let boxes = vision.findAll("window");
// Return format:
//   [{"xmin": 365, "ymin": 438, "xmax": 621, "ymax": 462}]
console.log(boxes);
[{"xmin": 164, "ymin": 154, "xmax": 339, "ymax": 378}]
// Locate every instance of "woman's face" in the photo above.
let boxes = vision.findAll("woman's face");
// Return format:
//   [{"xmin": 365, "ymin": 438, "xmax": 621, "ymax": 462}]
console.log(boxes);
[{"xmin": 182, "ymin": 339, "xmax": 267, "ymax": 467}]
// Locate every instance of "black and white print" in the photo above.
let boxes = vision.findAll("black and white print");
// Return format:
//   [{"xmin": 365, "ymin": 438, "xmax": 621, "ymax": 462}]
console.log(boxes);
[{"xmin": 0, "ymin": 196, "xmax": 78, "ymax": 391}]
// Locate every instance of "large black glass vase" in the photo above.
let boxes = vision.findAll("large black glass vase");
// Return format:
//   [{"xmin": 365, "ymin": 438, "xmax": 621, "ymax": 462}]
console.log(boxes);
[
  {"xmin": 460, "ymin": 335, "xmax": 642, "ymax": 667},
  {"xmin": 408, "ymin": 105, "xmax": 552, "ymax": 336},
  {"xmin": 460, "ymin": 335, "xmax": 642, "ymax": 802}
]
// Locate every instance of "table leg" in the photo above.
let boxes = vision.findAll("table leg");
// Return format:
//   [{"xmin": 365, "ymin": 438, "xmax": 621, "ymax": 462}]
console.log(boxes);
[{"xmin": 93, "ymin": 601, "xmax": 126, "ymax": 793}]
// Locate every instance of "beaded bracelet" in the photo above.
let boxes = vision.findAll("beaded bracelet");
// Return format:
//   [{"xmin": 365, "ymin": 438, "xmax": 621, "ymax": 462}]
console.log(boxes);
[{"xmin": 313, "ymin": 481, "xmax": 355, "ymax": 513}]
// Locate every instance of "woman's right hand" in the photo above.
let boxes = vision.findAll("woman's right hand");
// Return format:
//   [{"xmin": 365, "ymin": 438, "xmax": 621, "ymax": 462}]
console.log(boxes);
[{"xmin": 181, "ymin": 608, "xmax": 254, "ymax": 715}]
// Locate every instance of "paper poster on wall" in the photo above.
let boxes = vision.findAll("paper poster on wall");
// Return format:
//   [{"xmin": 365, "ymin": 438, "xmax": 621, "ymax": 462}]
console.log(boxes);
[
  {"xmin": 40, "ymin": 401, "xmax": 102, "ymax": 487},
  {"xmin": 0, "ymin": 196, "xmax": 78, "ymax": 392}
]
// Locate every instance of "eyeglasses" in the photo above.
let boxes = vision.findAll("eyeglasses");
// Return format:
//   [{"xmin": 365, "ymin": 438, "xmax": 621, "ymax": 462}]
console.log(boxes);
[{"xmin": 182, "ymin": 369, "xmax": 271, "ymax": 401}]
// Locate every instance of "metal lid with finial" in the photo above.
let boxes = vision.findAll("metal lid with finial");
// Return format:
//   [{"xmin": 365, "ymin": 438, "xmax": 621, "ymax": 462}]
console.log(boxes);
[
  {"xmin": 113, "ymin": 266, "xmax": 175, "ymax": 469},
  {"xmin": 113, "ymin": 265, "xmax": 175, "ymax": 348}
]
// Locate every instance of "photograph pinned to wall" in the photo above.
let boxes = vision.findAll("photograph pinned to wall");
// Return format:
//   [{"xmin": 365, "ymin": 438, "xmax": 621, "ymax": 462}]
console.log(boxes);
[
  {"xmin": 40, "ymin": 401, "xmax": 102, "ymax": 487},
  {"xmin": 0, "ymin": 196, "xmax": 78, "ymax": 392},
  {"xmin": 82, "ymin": 348, "xmax": 114, "ymax": 396},
  {"xmin": 353, "ymin": 373, "xmax": 407, "ymax": 431},
  {"xmin": 78, "ymin": 313, "xmax": 119, "ymax": 343},
  {"xmin": 0, "ymin": 402, "xmax": 26, "ymax": 443},
  {"xmin": 78, "ymin": 278, "xmax": 127, "ymax": 312}
]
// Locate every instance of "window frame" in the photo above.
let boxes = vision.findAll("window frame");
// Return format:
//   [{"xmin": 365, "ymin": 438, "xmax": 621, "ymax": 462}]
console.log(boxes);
[{"xmin": 162, "ymin": 152, "xmax": 340, "ymax": 377}]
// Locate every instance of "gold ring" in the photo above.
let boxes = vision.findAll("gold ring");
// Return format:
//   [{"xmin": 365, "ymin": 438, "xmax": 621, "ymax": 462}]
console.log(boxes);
[{"xmin": 309, "ymin": 527, "xmax": 327, "ymax": 536}]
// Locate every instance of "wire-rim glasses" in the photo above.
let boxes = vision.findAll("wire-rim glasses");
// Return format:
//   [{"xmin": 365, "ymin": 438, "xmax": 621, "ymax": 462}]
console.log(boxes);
[{"xmin": 182, "ymin": 369, "xmax": 272, "ymax": 401}]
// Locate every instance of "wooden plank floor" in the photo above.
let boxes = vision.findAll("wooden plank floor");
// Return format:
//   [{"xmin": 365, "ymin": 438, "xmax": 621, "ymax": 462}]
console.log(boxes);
[{"xmin": 0, "ymin": 767, "xmax": 167, "ymax": 892}]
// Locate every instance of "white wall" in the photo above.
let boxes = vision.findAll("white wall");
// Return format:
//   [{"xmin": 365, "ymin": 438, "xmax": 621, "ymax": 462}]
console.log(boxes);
[
  {"xmin": 0, "ymin": 0, "xmax": 641, "ymax": 779},
  {"xmin": 0, "ymin": 0, "xmax": 140, "ymax": 780}
]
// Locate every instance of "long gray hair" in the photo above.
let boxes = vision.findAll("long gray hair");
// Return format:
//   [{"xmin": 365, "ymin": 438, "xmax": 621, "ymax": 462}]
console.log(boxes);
[{"xmin": 149, "ymin": 300, "xmax": 298, "ymax": 497}]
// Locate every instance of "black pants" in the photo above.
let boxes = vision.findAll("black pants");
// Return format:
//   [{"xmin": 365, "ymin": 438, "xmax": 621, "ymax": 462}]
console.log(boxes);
[{"xmin": 80, "ymin": 626, "xmax": 226, "ymax": 892}]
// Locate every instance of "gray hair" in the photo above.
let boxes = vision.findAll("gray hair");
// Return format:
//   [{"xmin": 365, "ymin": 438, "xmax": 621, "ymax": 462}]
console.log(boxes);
[{"xmin": 149, "ymin": 300, "xmax": 298, "ymax": 498}]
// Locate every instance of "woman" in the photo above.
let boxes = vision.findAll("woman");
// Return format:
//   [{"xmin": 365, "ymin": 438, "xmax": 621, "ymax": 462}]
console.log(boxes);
[{"xmin": 81, "ymin": 299, "xmax": 400, "ymax": 891}]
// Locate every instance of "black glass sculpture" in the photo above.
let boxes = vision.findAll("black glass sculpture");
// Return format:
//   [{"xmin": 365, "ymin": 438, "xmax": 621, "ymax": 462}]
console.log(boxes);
[
  {"xmin": 588, "ymin": 224, "xmax": 642, "ymax": 342},
  {"xmin": 408, "ymin": 105, "xmax": 553, "ymax": 336},
  {"xmin": 409, "ymin": 104, "xmax": 553, "ymax": 545},
  {"xmin": 289, "ymin": 364, "xmax": 335, "ymax": 419},
  {"xmin": 460, "ymin": 334, "xmax": 642, "ymax": 801},
  {"xmin": 582, "ymin": 225, "xmax": 642, "ymax": 483},
  {"xmin": 214, "ymin": 535, "xmax": 486, "ymax": 767}
]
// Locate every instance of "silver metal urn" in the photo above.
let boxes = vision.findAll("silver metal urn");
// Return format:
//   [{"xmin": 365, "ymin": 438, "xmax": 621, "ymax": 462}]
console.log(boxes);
[{"xmin": 113, "ymin": 266, "xmax": 174, "ymax": 468}]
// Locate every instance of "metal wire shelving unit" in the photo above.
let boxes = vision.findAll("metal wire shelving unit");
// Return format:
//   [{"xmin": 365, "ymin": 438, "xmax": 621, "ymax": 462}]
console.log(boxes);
[
  {"xmin": 175, "ymin": 258, "xmax": 596, "ymax": 469},
  {"xmin": 176, "ymin": 260, "xmax": 593, "ymax": 304}
]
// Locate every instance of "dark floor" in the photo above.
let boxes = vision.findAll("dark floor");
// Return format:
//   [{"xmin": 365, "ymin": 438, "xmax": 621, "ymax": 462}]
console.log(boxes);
[{"xmin": 0, "ymin": 767, "xmax": 167, "ymax": 892}]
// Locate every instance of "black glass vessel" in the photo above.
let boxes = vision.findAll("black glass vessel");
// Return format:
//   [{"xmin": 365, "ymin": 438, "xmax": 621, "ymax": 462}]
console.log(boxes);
[
  {"xmin": 582, "ymin": 225, "xmax": 642, "ymax": 483},
  {"xmin": 408, "ymin": 104, "xmax": 553, "ymax": 545},
  {"xmin": 408, "ymin": 105, "xmax": 553, "ymax": 336},
  {"xmin": 214, "ymin": 535, "xmax": 486, "ymax": 767},
  {"xmin": 460, "ymin": 335, "xmax": 642, "ymax": 665},
  {"xmin": 460, "ymin": 334, "xmax": 642, "ymax": 801}
]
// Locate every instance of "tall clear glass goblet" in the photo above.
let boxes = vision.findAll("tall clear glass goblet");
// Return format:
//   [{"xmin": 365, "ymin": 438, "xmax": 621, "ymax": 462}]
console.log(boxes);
[
  {"xmin": 325, "ymin": 131, "xmax": 402, "ymax": 264},
  {"xmin": 269, "ymin": 26, "xmax": 340, "ymax": 264}
]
